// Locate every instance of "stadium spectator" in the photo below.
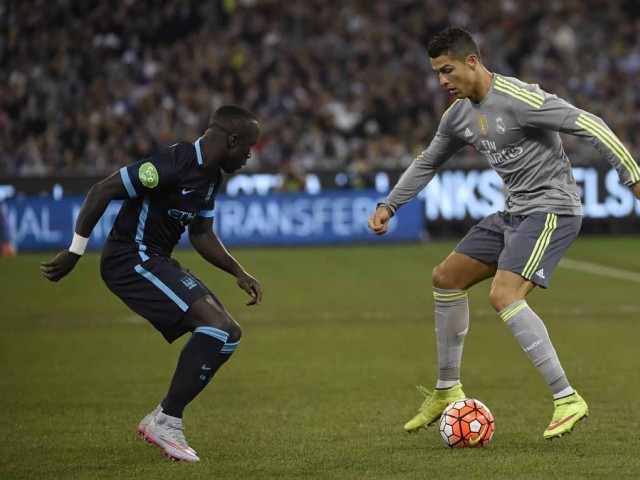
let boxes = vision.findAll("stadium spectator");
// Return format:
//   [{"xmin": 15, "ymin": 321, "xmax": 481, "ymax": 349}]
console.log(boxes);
[
  {"xmin": 2, "ymin": 1, "xmax": 640, "ymax": 175},
  {"xmin": 276, "ymin": 160, "xmax": 307, "ymax": 192}
]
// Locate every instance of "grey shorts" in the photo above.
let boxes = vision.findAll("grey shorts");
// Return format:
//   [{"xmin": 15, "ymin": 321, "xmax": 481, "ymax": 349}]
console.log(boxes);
[{"xmin": 455, "ymin": 211, "xmax": 582, "ymax": 288}]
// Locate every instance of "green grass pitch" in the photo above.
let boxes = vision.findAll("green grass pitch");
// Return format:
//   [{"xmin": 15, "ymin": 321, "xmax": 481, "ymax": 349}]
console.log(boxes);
[{"xmin": 2, "ymin": 237, "xmax": 640, "ymax": 479}]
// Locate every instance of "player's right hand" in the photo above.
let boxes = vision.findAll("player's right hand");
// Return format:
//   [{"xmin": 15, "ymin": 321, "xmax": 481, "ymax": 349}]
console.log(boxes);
[
  {"xmin": 40, "ymin": 250, "xmax": 81, "ymax": 282},
  {"xmin": 236, "ymin": 270, "xmax": 263, "ymax": 306},
  {"xmin": 367, "ymin": 206, "xmax": 391, "ymax": 235}
]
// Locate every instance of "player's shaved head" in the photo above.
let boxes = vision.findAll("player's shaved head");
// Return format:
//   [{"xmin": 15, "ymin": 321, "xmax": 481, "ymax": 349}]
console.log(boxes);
[
  {"xmin": 209, "ymin": 104, "xmax": 259, "ymax": 138},
  {"xmin": 204, "ymin": 104, "xmax": 260, "ymax": 173},
  {"xmin": 428, "ymin": 27, "xmax": 481, "ymax": 63}
]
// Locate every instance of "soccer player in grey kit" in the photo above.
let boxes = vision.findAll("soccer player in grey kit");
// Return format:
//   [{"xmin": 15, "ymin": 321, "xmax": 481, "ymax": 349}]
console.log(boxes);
[
  {"xmin": 41, "ymin": 105, "xmax": 262, "ymax": 461},
  {"xmin": 368, "ymin": 28, "xmax": 640, "ymax": 439}
]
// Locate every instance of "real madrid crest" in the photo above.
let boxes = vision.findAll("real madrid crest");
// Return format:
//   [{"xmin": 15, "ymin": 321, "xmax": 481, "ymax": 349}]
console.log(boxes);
[
  {"xmin": 496, "ymin": 117, "xmax": 506, "ymax": 134},
  {"xmin": 477, "ymin": 115, "xmax": 488, "ymax": 135}
]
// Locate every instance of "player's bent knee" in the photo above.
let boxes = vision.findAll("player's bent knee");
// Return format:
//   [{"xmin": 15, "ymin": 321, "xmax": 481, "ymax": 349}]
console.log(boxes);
[
  {"xmin": 489, "ymin": 286, "xmax": 516, "ymax": 312},
  {"xmin": 489, "ymin": 272, "xmax": 533, "ymax": 312},
  {"xmin": 222, "ymin": 314, "xmax": 242, "ymax": 344},
  {"xmin": 193, "ymin": 311, "xmax": 241, "ymax": 343},
  {"xmin": 186, "ymin": 296, "xmax": 241, "ymax": 341},
  {"xmin": 488, "ymin": 289, "xmax": 504, "ymax": 312},
  {"xmin": 432, "ymin": 264, "xmax": 458, "ymax": 289}
]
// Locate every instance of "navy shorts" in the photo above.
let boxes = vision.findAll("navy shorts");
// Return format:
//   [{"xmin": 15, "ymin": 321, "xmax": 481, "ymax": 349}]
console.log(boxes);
[
  {"xmin": 455, "ymin": 211, "xmax": 582, "ymax": 288},
  {"xmin": 100, "ymin": 250, "xmax": 224, "ymax": 343}
]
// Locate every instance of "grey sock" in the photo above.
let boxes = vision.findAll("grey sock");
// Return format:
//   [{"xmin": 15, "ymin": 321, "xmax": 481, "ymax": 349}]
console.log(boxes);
[
  {"xmin": 499, "ymin": 300, "xmax": 570, "ymax": 395},
  {"xmin": 433, "ymin": 288, "xmax": 469, "ymax": 383}
]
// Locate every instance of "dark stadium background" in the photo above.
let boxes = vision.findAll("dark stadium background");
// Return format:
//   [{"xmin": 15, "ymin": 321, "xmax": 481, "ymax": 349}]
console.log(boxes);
[{"xmin": 2, "ymin": 2, "xmax": 640, "ymax": 478}]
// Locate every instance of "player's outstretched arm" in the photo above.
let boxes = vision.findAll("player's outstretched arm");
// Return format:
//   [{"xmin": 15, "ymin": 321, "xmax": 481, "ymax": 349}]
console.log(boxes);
[
  {"xmin": 189, "ymin": 216, "xmax": 262, "ymax": 306},
  {"xmin": 40, "ymin": 172, "xmax": 129, "ymax": 282},
  {"xmin": 523, "ymin": 97, "xmax": 640, "ymax": 190},
  {"xmin": 367, "ymin": 205, "xmax": 392, "ymax": 235}
]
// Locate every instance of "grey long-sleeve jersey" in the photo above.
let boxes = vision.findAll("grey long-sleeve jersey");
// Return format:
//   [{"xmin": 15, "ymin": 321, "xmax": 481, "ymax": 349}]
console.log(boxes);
[{"xmin": 381, "ymin": 74, "xmax": 640, "ymax": 216}]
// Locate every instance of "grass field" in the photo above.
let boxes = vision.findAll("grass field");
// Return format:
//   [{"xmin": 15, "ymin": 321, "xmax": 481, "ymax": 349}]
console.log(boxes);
[{"xmin": 2, "ymin": 237, "xmax": 640, "ymax": 479}]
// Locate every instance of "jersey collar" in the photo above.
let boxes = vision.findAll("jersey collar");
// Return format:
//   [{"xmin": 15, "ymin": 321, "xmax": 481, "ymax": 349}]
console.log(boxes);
[{"xmin": 469, "ymin": 74, "xmax": 497, "ymax": 108}]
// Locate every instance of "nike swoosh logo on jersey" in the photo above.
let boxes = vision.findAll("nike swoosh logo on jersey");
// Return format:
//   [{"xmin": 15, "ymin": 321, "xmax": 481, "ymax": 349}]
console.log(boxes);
[
  {"xmin": 181, "ymin": 188, "xmax": 195, "ymax": 195},
  {"xmin": 468, "ymin": 424, "xmax": 488, "ymax": 446}
]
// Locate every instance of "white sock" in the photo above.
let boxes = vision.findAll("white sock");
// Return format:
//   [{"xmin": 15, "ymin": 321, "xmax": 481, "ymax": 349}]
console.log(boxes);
[
  {"xmin": 436, "ymin": 379, "xmax": 460, "ymax": 389},
  {"xmin": 553, "ymin": 386, "xmax": 575, "ymax": 400}
]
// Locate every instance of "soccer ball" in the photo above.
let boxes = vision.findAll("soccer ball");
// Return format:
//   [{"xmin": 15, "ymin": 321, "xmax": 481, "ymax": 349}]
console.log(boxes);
[{"xmin": 438, "ymin": 398, "xmax": 495, "ymax": 448}]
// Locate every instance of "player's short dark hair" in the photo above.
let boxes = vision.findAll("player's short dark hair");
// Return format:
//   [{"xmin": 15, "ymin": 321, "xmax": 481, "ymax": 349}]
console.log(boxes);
[
  {"xmin": 209, "ymin": 104, "xmax": 259, "ymax": 136},
  {"xmin": 428, "ymin": 27, "xmax": 481, "ymax": 63}
]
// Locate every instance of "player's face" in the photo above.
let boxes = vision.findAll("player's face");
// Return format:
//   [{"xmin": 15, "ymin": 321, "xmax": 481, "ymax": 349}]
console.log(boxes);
[
  {"xmin": 430, "ymin": 54, "xmax": 475, "ymax": 99},
  {"xmin": 220, "ymin": 126, "xmax": 260, "ymax": 174}
]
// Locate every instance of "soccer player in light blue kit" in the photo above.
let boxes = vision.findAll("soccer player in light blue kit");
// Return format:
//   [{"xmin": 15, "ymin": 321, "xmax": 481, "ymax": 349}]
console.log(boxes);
[{"xmin": 368, "ymin": 27, "xmax": 640, "ymax": 439}]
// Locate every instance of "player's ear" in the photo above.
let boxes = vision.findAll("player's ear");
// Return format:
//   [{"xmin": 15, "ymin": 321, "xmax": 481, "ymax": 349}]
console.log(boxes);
[
  {"xmin": 467, "ymin": 54, "xmax": 478, "ymax": 69},
  {"xmin": 227, "ymin": 134, "xmax": 239, "ymax": 148}
]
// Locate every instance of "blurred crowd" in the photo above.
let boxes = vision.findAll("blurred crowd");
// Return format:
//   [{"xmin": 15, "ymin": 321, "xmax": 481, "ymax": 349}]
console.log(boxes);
[{"xmin": 2, "ymin": 0, "xmax": 640, "ymax": 181}]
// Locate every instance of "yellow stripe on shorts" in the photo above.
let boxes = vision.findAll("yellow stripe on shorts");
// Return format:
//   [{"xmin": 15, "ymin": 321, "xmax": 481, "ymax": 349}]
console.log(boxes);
[{"xmin": 522, "ymin": 214, "xmax": 557, "ymax": 279}]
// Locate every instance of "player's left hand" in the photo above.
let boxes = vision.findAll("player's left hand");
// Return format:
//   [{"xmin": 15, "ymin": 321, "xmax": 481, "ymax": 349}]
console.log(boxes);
[
  {"xmin": 633, "ymin": 181, "xmax": 640, "ymax": 200},
  {"xmin": 40, "ymin": 250, "xmax": 81, "ymax": 282},
  {"xmin": 236, "ymin": 271, "xmax": 262, "ymax": 306}
]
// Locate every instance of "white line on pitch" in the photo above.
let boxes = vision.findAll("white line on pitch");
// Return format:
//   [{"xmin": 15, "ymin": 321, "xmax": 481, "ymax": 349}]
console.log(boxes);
[{"xmin": 560, "ymin": 258, "xmax": 640, "ymax": 283}]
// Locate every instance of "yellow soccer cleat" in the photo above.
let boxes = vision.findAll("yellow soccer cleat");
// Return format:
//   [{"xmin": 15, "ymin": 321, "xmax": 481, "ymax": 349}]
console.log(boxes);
[
  {"xmin": 543, "ymin": 391, "xmax": 589, "ymax": 439},
  {"xmin": 404, "ymin": 383, "xmax": 465, "ymax": 432}
]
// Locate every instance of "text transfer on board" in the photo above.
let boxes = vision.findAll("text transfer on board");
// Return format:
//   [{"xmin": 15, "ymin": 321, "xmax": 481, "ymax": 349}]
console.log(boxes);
[
  {"xmin": 4, "ymin": 190, "xmax": 423, "ymax": 250},
  {"xmin": 4, "ymin": 167, "xmax": 639, "ymax": 251}
]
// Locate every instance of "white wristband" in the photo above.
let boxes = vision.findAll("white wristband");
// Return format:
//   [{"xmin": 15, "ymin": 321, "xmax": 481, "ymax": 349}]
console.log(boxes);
[{"xmin": 69, "ymin": 233, "xmax": 90, "ymax": 256}]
